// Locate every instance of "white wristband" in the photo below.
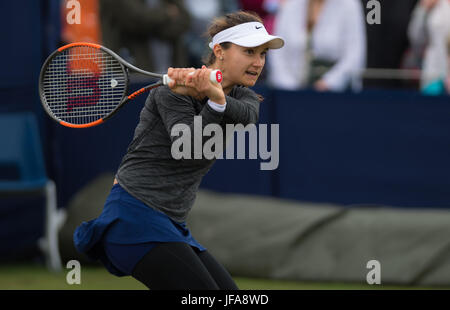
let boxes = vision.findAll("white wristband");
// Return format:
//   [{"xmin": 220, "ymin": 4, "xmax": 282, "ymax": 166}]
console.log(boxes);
[{"xmin": 207, "ymin": 99, "xmax": 226, "ymax": 112}]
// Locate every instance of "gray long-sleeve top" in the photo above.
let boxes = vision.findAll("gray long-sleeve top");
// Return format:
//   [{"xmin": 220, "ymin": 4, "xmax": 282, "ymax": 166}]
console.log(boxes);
[{"xmin": 116, "ymin": 85, "xmax": 260, "ymax": 222}]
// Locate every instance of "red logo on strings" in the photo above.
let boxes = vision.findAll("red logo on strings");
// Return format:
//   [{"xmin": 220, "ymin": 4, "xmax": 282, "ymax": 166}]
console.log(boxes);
[{"xmin": 66, "ymin": 56, "xmax": 101, "ymax": 111}]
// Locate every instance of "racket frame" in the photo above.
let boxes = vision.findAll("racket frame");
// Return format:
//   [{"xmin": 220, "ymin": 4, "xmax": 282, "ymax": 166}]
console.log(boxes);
[
  {"xmin": 39, "ymin": 42, "xmax": 222, "ymax": 128},
  {"xmin": 39, "ymin": 42, "xmax": 164, "ymax": 128}
]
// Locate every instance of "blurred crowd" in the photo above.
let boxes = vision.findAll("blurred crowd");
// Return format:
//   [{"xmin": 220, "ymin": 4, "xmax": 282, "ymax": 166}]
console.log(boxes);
[{"xmin": 60, "ymin": 0, "xmax": 450, "ymax": 95}]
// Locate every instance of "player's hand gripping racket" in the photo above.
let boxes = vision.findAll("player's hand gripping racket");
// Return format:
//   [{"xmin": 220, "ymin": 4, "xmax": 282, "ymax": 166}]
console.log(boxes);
[{"xmin": 39, "ymin": 42, "xmax": 223, "ymax": 128}]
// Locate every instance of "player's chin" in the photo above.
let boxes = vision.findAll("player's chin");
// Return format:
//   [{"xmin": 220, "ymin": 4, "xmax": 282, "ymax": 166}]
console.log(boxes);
[{"xmin": 242, "ymin": 76, "xmax": 259, "ymax": 87}]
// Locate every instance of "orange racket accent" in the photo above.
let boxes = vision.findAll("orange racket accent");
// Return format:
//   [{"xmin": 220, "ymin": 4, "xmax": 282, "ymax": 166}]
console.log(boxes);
[
  {"xmin": 58, "ymin": 42, "xmax": 102, "ymax": 52},
  {"xmin": 128, "ymin": 88, "xmax": 148, "ymax": 100},
  {"xmin": 60, "ymin": 119, "xmax": 104, "ymax": 128}
]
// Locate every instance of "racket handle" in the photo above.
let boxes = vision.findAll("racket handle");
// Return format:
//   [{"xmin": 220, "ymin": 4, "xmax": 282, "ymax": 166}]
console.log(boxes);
[
  {"xmin": 209, "ymin": 70, "xmax": 223, "ymax": 83},
  {"xmin": 163, "ymin": 69, "xmax": 223, "ymax": 86}
]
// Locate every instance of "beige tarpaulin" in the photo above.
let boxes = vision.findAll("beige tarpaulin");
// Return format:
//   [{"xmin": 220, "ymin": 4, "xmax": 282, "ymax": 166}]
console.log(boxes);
[
  {"xmin": 61, "ymin": 173, "xmax": 450, "ymax": 286},
  {"xmin": 189, "ymin": 190, "xmax": 450, "ymax": 286}
]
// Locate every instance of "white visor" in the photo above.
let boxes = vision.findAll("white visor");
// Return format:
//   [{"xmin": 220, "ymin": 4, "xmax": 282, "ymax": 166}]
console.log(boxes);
[{"xmin": 208, "ymin": 22, "xmax": 284, "ymax": 50}]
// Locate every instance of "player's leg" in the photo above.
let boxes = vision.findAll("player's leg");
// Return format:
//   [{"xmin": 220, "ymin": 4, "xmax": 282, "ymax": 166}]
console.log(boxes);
[
  {"xmin": 131, "ymin": 242, "xmax": 220, "ymax": 290},
  {"xmin": 195, "ymin": 249, "xmax": 239, "ymax": 290}
]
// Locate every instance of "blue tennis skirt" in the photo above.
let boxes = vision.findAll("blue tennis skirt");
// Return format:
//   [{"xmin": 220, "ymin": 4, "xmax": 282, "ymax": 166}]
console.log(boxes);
[{"xmin": 73, "ymin": 183, "xmax": 206, "ymax": 276}]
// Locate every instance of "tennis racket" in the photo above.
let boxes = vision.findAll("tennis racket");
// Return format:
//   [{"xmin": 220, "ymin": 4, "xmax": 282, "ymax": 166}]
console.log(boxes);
[{"xmin": 39, "ymin": 42, "xmax": 223, "ymax": 128}]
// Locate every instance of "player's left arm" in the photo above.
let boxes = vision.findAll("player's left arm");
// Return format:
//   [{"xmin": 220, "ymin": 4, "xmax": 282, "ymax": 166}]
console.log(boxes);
[{"xmin": 223, "ymin": 87, "xmax": 260, "ymax": 126}]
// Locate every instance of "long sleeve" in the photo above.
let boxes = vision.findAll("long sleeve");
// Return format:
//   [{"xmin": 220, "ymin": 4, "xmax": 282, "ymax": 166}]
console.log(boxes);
[
  {"xmin": 223, "ymin": 86, "xmax": 260, "ymax": 126},
  {"xmin": 408, "ymin": 5, "xmax": 429, "ymax": 49},
  {"xmin": 153, "ymin": 86, "xmax": 260, "ymax": 160},
  {"xmin": 99, "ymin": 0, "xmax": 190, "ymax": 40},
  {"xmin": 321, "ymin": 0, "xmax": 366, "ymax": 91},
  {"xmin": 154, "ymin": 87, "xmax": 224, "ymax": 152},
  {"xmin": 100, "ymin": 0, "xmax": 171, "ymax": 35}
]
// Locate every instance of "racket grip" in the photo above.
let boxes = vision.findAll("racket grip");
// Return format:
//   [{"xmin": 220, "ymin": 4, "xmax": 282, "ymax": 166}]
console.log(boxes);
[
  {"xmin": 163, "ymin": 69, "xmax": 223, "ymax": 86},
  {"xmin": 209, "ymin": 70, "xmax": 223, "ymax": 83}
]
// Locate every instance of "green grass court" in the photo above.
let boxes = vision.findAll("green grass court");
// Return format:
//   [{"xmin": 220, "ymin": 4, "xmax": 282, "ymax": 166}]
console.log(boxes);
[{"xmin": 0, "ymin": 263, "xmax": 448, "ymax": 290}]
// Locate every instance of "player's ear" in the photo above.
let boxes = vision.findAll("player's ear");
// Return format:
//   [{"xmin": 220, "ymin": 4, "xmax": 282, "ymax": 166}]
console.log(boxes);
[{"xmin": 213, "ymin": 44, "xmax": 224, "ymax": 60}]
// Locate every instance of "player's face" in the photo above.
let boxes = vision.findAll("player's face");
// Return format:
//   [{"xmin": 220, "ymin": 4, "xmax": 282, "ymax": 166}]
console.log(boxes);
[{"xmin": 222, "ymin": 43, "xmax": 268, "ymax": 87}]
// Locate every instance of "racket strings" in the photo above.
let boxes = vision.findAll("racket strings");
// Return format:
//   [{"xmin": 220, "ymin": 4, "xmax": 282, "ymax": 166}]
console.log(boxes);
[{"xmin": 42, "ymin": 46, "xmax": 126, "ymax": 125}]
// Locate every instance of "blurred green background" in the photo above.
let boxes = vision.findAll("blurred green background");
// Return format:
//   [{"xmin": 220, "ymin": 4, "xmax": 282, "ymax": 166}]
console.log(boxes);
[{"xmin": 1, "ymin": 263, "xmax": 448, "ymax": 290}]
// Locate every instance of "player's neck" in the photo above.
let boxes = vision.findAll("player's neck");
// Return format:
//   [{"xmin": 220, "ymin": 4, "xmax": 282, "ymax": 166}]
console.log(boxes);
[{"xmin": 222, "ymin": 81, "xmax": 234, "ymax": 95}]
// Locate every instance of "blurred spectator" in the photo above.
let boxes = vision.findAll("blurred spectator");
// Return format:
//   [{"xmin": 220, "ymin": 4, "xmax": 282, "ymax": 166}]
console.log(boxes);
[
  {"xmin": 238, "ymin": 0, "xmax": 283, "ymax": 34},
  {"xmin": 61, "ymin": 0, "xmax": 101, "ymax": 44},
  {"xmin": 183, "ymin": 0, "xmax": 238, "ymax": 68},
  {"xmin": 99, "ymin": 0, "xmax": 190, "ymax": 73},
  {"xmin": 362, "ymin": 0, "xmax": 418, "ymax": 90},
  {"xmin": 408, "ymin": 0, "xmax": 450, "ymax": 95},
  {"xmin": 268, "ymin": 0, "xmax": 366, "ymax": 92}
]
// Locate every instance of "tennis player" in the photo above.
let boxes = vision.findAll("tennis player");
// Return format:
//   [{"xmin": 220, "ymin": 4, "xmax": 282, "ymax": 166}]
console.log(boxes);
[{"xmin": 74, "ymin": 11, "xmax": 284, "ymax": 290}]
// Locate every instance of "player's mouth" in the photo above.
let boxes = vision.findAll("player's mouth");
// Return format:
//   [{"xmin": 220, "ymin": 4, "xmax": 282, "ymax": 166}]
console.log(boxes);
[{"xmin": 245, "ymin": 70, "xmax": 259, "ymax": 78}]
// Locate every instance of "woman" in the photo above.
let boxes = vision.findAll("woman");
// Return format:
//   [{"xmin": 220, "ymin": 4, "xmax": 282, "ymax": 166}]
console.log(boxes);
[
  {"xmin": 73, "ymin": 11, "xmax": 284, "ymax": 290},
  {"xmin": 408, "ymin": 0, "xmax": 450, "ymax": 95},
  {"xmin": 268, "ymin": 0, "xmax": 366, "ymax": 92}
]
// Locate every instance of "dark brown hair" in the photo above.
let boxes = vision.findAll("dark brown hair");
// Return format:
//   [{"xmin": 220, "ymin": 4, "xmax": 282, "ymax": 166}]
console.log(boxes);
[{"xmin": 202, "ymin": 11, "xmax": 263, "ymax": 66}]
